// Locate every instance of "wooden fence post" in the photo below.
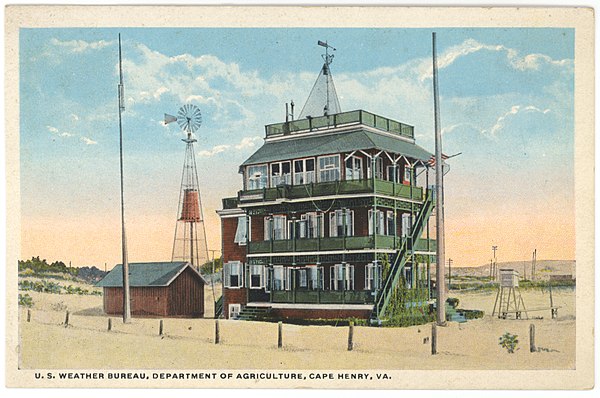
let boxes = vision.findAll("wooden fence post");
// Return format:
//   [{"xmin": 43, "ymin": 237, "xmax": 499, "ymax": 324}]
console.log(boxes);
[
  {"xmin": 215, "ymin": 319, "xmax": 220, "ymax": 344},
  {"xmin": 348, "ymin": 321, "xmax": 354, "ymax": 351},
  {"xmin": 64, "ymin": 311, "xmax": 70, "ymax": 327},
  {"xmin": 529, "ymin": 324, "xmax": 536, "ymax": 352},
  {"xmin": 159, "ymin": 320, "xmax": 164, "ymax": 336},
  {"xmin": 431, "ymin": 323, "xmax": 437, "ymax": 355},
  {"xmin": 107, "ymin": 318, "xmax": 112, "ymax": 332},
  {"xmin": 278, "ymin": 321, "xmax": 283, "ymax": 349},
  {"xmin": 27, "ymin": 309, "xmax": 31, "ymax": 323}
]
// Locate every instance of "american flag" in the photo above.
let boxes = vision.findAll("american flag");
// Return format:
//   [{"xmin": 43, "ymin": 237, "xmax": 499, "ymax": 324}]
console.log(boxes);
[{"xmin": 427, "ymin": 153, "xmax": 449, "ymax": 167}]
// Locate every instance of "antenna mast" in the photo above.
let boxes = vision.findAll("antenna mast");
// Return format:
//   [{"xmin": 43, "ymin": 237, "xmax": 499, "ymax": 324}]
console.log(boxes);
[
  {"xmin": 318, "ymin": 40, "xmax": 336, "ymax": 115},
  {"xmin": 117, "ymin": 34, "xmax": 131, "ymax": 323}
]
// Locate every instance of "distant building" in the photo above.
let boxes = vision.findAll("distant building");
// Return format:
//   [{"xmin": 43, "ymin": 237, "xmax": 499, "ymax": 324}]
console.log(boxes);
[
  {"xmin": 217, "ymin": 52, "xmax": 437, "ymax": 322},
  {"xmin": 97, "ymin": 262, "xmax": 207, "ymax": 318}
]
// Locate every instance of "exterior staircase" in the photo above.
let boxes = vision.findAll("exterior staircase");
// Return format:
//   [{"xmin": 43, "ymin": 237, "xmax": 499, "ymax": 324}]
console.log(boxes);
[
  {"xmin": 371, "ymin": 192, "xmax": 435, "ymax": 322},
  {"xmin": 234, "ymin": 305, "xmax": 272, "ymax": 321}
]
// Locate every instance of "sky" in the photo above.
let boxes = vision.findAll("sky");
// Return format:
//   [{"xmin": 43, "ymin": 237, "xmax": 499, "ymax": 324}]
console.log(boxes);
[{"xmin": 19, "ymin": 27, "xmax": 574, "ymax": 269}]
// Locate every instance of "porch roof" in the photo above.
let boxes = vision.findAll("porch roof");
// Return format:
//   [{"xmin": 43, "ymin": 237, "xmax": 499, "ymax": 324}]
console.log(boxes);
[{"xmin": 240, "ymin": 129, "xmax": 432, "ymax": 167}]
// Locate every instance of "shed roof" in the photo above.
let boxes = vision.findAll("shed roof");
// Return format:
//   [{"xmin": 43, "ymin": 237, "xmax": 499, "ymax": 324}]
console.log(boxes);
[
  {"xmin": 96, "ymin": 262, "xmax": 207, "ymax": 288},
  {"xmin": 241, "ymin": 129, "xmax": 432, "ymax": 167}
]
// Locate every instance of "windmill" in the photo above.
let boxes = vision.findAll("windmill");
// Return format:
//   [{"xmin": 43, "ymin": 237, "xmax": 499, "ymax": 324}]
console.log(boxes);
[{"xmin": 164, "ymin": 104, "xmax": 209, "ymax": 271}]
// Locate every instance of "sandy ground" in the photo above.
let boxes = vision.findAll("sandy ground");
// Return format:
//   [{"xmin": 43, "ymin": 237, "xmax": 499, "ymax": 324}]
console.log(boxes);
[{"xmin": 18, "ymin": 285, "xmax": 575, "ymax": 370}]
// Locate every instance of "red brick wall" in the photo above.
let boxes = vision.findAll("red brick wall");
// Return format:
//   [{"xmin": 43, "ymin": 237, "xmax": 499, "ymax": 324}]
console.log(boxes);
[
  {"xmin": 222, "ymin": 217, "xmax": 246, "ymax": 263},
  {"xmin": 223, "ymin": 287, "xmax": 248, "ymax": 319},
  {"xmin": 250, "ymin": 215, "xmax": 264, "ymax": 241}
]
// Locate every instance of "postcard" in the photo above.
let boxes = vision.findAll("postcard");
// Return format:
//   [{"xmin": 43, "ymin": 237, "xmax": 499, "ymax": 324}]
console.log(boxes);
[{"xmin": 4, "ymin": 5, "xmax": 594, "ymax": 390}]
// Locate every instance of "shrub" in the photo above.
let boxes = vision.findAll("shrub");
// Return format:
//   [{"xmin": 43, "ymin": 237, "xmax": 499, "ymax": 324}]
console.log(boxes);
[
  {"xmin": 18, "ymin": 293, "xmax": 33, "ymax": 307},
  {"xmin": 446, "ymin": 297, "xmax": 460, "ymax": 308},
  {"xmin": 499, "ymin": 332, "xmax": 519, "ymax": 353}
]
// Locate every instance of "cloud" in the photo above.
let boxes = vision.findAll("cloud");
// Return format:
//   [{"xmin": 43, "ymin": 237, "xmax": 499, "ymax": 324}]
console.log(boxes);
[
  {"xmin": 482, "ymin": 104, "xmax": 551, "ymax": 137},
  {"xmin": 198, "ymin": 144, "xmax": 230, "ymax": 157},
  {"xmin": 69, "ymin": 113, "xmax": 80, "ymax": 122},
  {"xmin": 235, "ymin": 136, "xmax": 262, "ymax": 150},
  {"xmin": 50, "ymin": 38, "xmax": 114, "ymax": 53},
  {"xmin": 46, "ymin": 125, "xmax": 59, "ymax": 134},
  {"xmin": 80, "ymin": 137, "xmax": 98, "ymax": 145},
  {"xmin": 418, "ymin": 38, "xmax": 572, "ymax": 81},
  {"xmin": 47, "ymin": 125, "xmax": 74, "ymax": 139}
]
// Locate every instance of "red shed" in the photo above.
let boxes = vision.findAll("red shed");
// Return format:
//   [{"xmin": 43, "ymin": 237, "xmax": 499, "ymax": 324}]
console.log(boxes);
[{"xmin": 96, "ymin": 262, "xmax": 207, "ymax": 318}]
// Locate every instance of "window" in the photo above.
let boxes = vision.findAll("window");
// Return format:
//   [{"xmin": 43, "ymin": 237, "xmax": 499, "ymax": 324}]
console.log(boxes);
[
  {"xmin": 294, "ymin": 158, "xmax": 315, "ymax": 185},
  {"xmin": 386, "ymin": 211, "xmax": 395, "ymax": 236},
  {"xmin": 299, "ymin": 212, "xmax": 324, "ymax": 239},
  {"xmin": 404, "ymin": 166, "xmax": 413, "ymax": 184},
  {"xmin": 329, "ymin": 209, "xmax": 354, "ymax": 237},
  {"xmin": 247, "ymin": 165, "xmax": 268, "ymax": 190},
  {"xmin": 264, "ymin": 215, "xmax": 287, "ymax": 240},
  {"xmin": 345, "ymin": 156, "xmax": 363, "ymax": 181},
  {"xmin": 249, "ymin": 264, "xmax": 263, "ymax": 289},
  {"xmin": 402, "ymin": 213, "xmax": 413, "ymax": 237},
  {"xmin": 298, "ymin": 269, "xmax": 308, "ymax": 288},
  {"xmin": 387, "ymin": 165, "xmax": 400, "ymax": 183},
  {"xmin": 307, "ymin": 266, "xmax": 324, "ymax": 290},
  {"xmin": 233, "ymin": 216, "xmax": 247, "ymax": 245},
  {"xmin": 228, "ymin": 304, "xmax": 241, "ymax": 319},
  {"xmin": 330, "ymin": 263, "xmax": 354, "ymax": 291},
  {"xmin": 368, "ymin": 157, "xmax": 384, "ymax": 180},
  {"xmin": 318, "ymin": 155, "xmax": 340, "ymax": 182},
  {"xmin": 368, "ymin": 209, "xmax": 385, "ymax": 235},
  {"xmin": 273, "ymin": 266, "xmax": 290, "ymax": 291},
  {"xmin": 224, "ymin": 261, "xmax": 243, "ymax": 288},
  {"xmin": 271, "ymin": 161, "xmax": 291, "ymax": 186},
  {"xmin": 365, "ymin": 262, "xmax": 383, "ymax": 290}
]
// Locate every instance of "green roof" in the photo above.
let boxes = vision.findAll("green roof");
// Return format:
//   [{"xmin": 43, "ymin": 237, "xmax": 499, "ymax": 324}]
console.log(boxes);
[
  {"xmin": 96, "ymin": 262, "xmax": 206, "ymax": 287},
  {"xmin": 241, "ymin": 129, "xmax": 432, "ymax": 167}
]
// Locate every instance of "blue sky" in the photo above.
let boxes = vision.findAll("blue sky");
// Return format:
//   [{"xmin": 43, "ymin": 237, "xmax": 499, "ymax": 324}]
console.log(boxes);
[{"xmin": 19, "ymin": 27, "xmax": 575, "ymax": 266}]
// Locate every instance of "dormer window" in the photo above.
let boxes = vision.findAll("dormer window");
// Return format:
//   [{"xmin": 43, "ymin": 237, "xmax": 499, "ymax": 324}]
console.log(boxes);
[
  {"xmin": 247, "ymin": 164, "xmax": 268, "ymax": 190},
  {"xmin": 271, "ymin": 161, "xmax": 291, "ymax": 186}
]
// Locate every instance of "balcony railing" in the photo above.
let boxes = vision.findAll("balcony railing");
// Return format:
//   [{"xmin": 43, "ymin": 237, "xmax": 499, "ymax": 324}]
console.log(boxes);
[
  {"xmin": 271, "ymin": 289, "xmax": 374, "ymax": 304},
  {"xmin": 247, "ymin": 235, "xmax": 436, "ymax": 254},
  {"xmin": 265, "ymin": 110, "xmax": 414, "ymax": 139},
  {"xmin": 222, "ymin": 197, "xmax": 239, "ymax": 209},
  {"xmin": 239, "ymin": 179, "xmax": 424, "ymax": 204}
]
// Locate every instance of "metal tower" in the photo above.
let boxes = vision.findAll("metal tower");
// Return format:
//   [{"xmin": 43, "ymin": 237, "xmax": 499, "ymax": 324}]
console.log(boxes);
[{"xmin": 167, "ymin": 104, "xmax": 210, "ymax": 270}]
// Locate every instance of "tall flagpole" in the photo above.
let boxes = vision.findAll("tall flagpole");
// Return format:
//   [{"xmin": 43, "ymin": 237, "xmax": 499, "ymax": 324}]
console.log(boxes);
[
  {"xmin": 432, "ymin": 32, "xmax": 446, "ymax": 326},
  {"xmin": 118, "ymin": 34, "xmax": 131, "ymax": 323}
]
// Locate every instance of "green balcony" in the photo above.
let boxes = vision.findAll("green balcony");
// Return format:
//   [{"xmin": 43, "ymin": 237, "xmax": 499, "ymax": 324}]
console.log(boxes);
[
  {"xmin": 239, "ymin": 179, "xmax": 424, "ymax": 204},
  {"xmin": 248, "ymin": 235, "xmax": 400, "ymax": 254},
  {"xmin": 222, "ymin": 197, "xmax": 239, "ymax": 209},
  {"xmin": 271, "ymin": 289, "xmax": 374, "ymax": 304},
  {"xmin": 413, "ymin": 238, "xmax": 437, "ymax": 252},
  {"xmin": 265, "ymin": 110, "xmax": 414, "ymax": 139}
]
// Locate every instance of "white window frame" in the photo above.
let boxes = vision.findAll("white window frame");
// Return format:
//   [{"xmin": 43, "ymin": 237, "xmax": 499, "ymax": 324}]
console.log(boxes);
[
  {"xmin": 306, "ymin": 265, "xmax": 324, "ymax": 290},
  {"xmin": 365, "ymin": 262, "xmax": 383, "ymax": 290},
  {"xmin": 317, "ymin": 154, "xmax": 341, "ymax": 183},
  {"xmin": 402, "ymin": 213, "xmax": 413, "ymax": 238},
  {"xmin": 249, "ymin": 264, "xmax": 264, "ymax": 289},
  {"xmin": 404, "ymin": 165, "xmax": 413, "ymax": 184},
  {"xmin": 247, "ymin": 164, "xmax": 268, "ymax": 190},
  {"xmin": 329, "ymin": 209, "xmax": 354, "ymax": 237},
  {"xmin": 265, "ymin": 215, "xmax": 287, "ymax": 241},
  {"xmin": 270, "ymin": 161, "xmax": 292, "ymax": 187},
  {"xmin": 368, "ymin": 157, "xmax": 384, "ymax": 180},
  {"xmin": 293, "ymin": 157, "xmax": 316, "ymax": 185},
  {"xmin": 368, "ymin": 209, "xmax": 385, "ymax": 235},
  {"xmin": 228, "ymin": 304, "xmax": 241, "ymax": 319},
  {"xmin": 386, "ymin": 211, "xmax": 395, "ymax": 236},
  {"xmin": 272, "ymin": 265, "xmax": 290, "ymax": 291},
  {"xmin": 330, "ymin": 263, "xmax": 354, "ymax": 291},
  {"xmin": 387, "ymin": 164, "xmax": 400, "ymax": 183},
  {"xmin": 224, "ymin": 261, "xmax": 244, "ymax": 288},
  {"xmin": 345, "ymin": 155, "xmax": 363, "ymax": 181},
  {"xmin": 300, "ymin": 212, "xmax": 324, "ymax": 239}
]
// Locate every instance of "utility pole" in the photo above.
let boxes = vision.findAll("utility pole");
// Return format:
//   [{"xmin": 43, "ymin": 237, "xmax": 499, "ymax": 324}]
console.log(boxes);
[
  {"xmin": 117, "ymin": 34, "xmax": 131, "ymax": 324},
  {"xmin": 532, "ymin": 249, "xmax": 537, "ymax": 281},
  {"xmin": 448, "ymin": 258, "xmax": 453, "ymax": 288},
  {"xmin": 432, "ymin": 32, "xmax": 446, "ymax": 326},
  {"xmin": 489, "ymin": 259, "xmax": 493, "ymax": 281},
  {"xmin": 492, "ymin": 245, "xmax": 498, "ymax": 281}
]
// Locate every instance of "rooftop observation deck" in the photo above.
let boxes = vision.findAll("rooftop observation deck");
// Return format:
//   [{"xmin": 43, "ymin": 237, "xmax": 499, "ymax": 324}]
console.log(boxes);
[{"xmin": 265, "ymin": 110, "xmax": 415, "ymax": 139}]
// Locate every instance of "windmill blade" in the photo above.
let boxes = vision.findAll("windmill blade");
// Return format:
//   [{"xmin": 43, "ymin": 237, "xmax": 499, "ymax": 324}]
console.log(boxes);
[{"xmin": 164, "ymin": 114, "xmax": 178, "ymax": 125}]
